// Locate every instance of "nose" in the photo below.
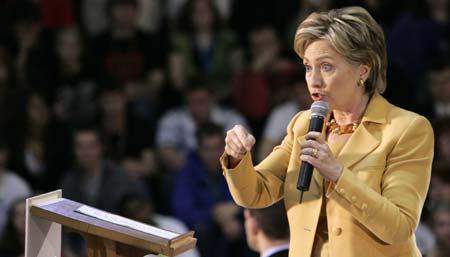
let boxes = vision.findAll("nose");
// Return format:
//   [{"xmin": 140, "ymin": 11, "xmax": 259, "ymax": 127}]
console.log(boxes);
[{"xmin": 308, "ymin": 68, "xmax": 323, "ymax": 88}]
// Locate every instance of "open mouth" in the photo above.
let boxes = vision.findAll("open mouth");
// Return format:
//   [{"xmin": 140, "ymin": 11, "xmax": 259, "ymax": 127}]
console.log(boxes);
[{"xmin": 311, "ymin": 93, "xmax": 323, "ymax": 101}]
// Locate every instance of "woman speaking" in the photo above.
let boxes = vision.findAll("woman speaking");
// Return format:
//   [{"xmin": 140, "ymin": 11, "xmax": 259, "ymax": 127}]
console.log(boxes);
[{"xmin": 221, "ymin": 6, "xmax": 434, "ymax": 257}]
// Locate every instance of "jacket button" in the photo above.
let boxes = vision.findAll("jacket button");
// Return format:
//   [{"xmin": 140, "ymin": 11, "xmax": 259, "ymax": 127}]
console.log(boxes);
[
  {"xmin": 361, "ymin": 203, "xmax": 368, "ymax": 210},
  {"xmin": 339, "ymin": 188, "xmax": 345, "ymax": 194},
  {"xmin": 333, "ymin": 227, "xmax": 343, "ymax": 236}
]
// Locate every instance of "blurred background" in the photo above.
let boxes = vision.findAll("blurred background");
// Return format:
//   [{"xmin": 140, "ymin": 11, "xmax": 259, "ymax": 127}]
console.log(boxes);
[{"xmin": 0, "ymin": 0, "xmax": 449, "ymax": 257}]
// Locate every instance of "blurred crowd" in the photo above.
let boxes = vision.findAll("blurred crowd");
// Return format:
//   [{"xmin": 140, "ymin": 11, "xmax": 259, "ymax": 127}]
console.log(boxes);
[{"xmin": 0, "ymin": 0, "xmax": 449, "ymax": 257}]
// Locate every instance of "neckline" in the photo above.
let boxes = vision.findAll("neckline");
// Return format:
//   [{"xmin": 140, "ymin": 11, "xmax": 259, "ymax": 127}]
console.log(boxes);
[{"xmin": 326, "ymin": 118, "xmax": 359, "ymax": 135}]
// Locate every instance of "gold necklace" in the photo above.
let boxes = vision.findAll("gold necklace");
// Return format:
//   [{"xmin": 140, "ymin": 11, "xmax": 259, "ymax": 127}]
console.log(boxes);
[{"xmin": 326, "ymin": 118, "xmax": 359, "ymax": 135}]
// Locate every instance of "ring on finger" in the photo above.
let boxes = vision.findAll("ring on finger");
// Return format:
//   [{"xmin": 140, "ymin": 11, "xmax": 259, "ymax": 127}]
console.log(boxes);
[{"xmin": 312, "ymin": 148, "xmax": 318, "ymax": 158}]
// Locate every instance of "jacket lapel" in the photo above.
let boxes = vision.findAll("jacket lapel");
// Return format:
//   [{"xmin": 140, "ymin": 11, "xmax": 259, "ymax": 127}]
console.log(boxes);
[
  {"xmin": 337, "ymin": 121, "xmax": 380, "ymax": 169},
  {"xmin": 338, "ymin": 93, "xmax": 387, "ymax": 169}
]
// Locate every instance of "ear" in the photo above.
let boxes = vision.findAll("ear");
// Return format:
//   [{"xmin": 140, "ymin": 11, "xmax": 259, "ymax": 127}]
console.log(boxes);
[
  {"xmin": 359, "ymin": 64, "xmax": 371, "ymax": 81},
  {"xmin": 244, "ymin": 210, "xmax": 259, "ymax": 235},
  {"xmin": 249, "ymin": 216, "xmax": 259, "ymax": 235}
]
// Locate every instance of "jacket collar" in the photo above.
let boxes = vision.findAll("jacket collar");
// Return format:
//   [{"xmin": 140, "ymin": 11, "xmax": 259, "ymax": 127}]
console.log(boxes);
[
  {"xmin": 360, "ymin": 92, "xmax": 388, "ymax": 125},
  {"xmin": 337, "ymin": 92, "xmax": 388, "ymax": 169}
]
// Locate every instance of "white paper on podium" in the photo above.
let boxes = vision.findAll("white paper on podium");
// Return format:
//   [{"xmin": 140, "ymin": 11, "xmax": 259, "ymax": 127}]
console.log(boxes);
[{"xmin": 75, "ymin": 205, "xmax": 179, "ymax": 240}]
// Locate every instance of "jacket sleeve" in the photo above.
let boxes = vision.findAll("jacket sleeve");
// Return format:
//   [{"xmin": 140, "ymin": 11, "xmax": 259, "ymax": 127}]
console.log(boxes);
[
  {"xmin": 327, "ymin": 115, "xmax": 434, "ymax": 244},
  {"xmin": 220, "ymin": 112, "xmax": 305, "ymax": 208}
]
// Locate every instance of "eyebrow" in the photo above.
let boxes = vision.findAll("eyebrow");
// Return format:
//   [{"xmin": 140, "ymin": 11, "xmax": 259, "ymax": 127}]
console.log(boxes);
[{"xmin": 303, "ymin": 55, "xmax": 334, "ymax": 63}]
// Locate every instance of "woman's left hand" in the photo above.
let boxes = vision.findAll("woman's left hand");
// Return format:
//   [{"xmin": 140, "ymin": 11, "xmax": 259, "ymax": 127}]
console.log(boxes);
[{"xmin": 300, "ymin": 132, "xmax": 343, "ymax": 183}]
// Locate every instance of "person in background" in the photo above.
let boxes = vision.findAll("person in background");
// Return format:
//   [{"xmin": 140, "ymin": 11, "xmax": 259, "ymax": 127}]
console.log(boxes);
[
  {"xmin": 168, "ymin": 0, "xmax": 243, "ymax": 102},
  {"xmin": 231, "ymin": 23, "xmax": 297, "ymax": 139},
  {"xmin": 96, "ymin": 76, "xmax": 156, "ymax": 180},
  {"xmin": 0, "ymin": 198, "xmax": 27, "ymax": 257},
  {"xmin": 60, "ymin": 125, "xmax": 150, "ymax": 257},
  {"xmin": 428, "ymin": 202, "xmax": 450, "ymax": 257},
  {"xmin": 172, "ymin": 122, "xmax": 248, "ymax": 257},
  {"xmin": 90, "ymin": 0, "xmax": 167, "ymax": 124},
  {"xmin": 156, "ymin": 76, "xmax": 248, "ymax": 172},
  {"xmin": 0, "ymin": 137, "xmax": 31, "ymax": 237},
  {"xmin": 9, "ymin": 91, "xmax": 72, "ymax": 192},
  {"xmin": 428, "ymin": 61, "xmax": 450, "ymax": 119},
  {"xmin": 10, "ymin": 0, "xmax": 53, "ymax": 90},
  {"xmin": 244, "ymin": 200, "xmax": 290, "ymax": 257},
  {"xmin": 52, "ymin": 26, "xmax": 97, "ymax": 125},
  {"xmin": 60, "ymin": 125, "xmax": 149, "ymax": 213},
  {"xmin": 428, "ymin": 164, "xmax": 450, "ymax": 211},
  {"xmin": 257, "ymin": 69, "xmax": 312, "ymax": 161},
  {"xmin": 118, "ymin": 194, "xmax": 200, "ymax": 257},
  {"xmin": 90, "ymin": 0, "xmax": 166, "ymax": 83},
  {"xmin": 431, "ymin": 117, "xmax": 450, "ymax": 166},
  {"xmin": 387, "ymin": 0, "xmax": 450, "ymax": 117}
]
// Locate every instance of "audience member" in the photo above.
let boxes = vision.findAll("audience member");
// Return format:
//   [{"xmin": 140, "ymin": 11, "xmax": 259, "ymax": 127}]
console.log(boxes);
[
  {"xmin": 156, "ymin": 76, "xmax": 248, "ymax": 171},
  {"xmin": 172, "ymin": 122, "xmax": 248, "ymax": 257},
  {"xmin": 244, "ymin": 200, "xmax": 290, "ymax": 257},
  {"xmin": 0, "ymin": 139, "xmax": 31, "ymax": 236},
  {"xmin": 388, "ymin": 0, "xmax": 450, "ymax": 114},
  {"xmin": 0, "ymin": 198, "xmax": 27, "ymax": 257},
  {"xmin": 96, "ymin": 76, "xmax": 156, "ymax": 180},
  {"xmin": 118, "ymin": 194, "xmax": 200, "ymax": 257},
  {"xmin": 167, "ymin": 0, "xmax": 233, "ymax": 23},
  {"xmin": 9, "ymin": 91, "xmax": 72, "ymax": 192},
  {"xmin": 231, "ymin": 23, "xmax": 297, "ymax": 138},
  {"xmin": 168, "ymin": 0, "xmax": 243, "ymax": 101},
  {"xmin": 80, "ymin": 0, "xmax": 109, "ymax": 36},
  {"xmin": 0, "ymin": 47, "xmax": 26, "ymax": 131},
  {"xmin": 90, "ymin": 0, "xmax": 166, "ymax": 84},
  {"xmin": 432, "ymin": 117, "xmax": 450, "ymax": 166},
  {"xmin": 429, "ymin": 202, "xmax": 450, "ymax": 257},
  {"xmin": 81, "ymin": 0, "xmax": 163, "ymax": 36},
  {"xmin": 60, "ymin": 125, "xmax": 149, "ymax": 213},
  {"xmin": 10, "ymin": 0, "xmax": 54, "ymax": 90},
  {"xmin": 428, "ymin": 164, "xmax": 450, "ymax": 210},
  {"xmin": 428, "ymin": 61, "xmax": 450, "ymax": 119},
  {"xmin": 257, "ymin": 70, "xmax": 312, "ymax": 161},
  {"xmin": 52, "ymin": 26, "xmax": 97, "ymax": 124}
]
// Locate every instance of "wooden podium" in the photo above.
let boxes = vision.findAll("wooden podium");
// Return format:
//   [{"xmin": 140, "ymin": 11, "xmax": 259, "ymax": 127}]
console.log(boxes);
[{"xmin": 25, "ymin": 190, "xmax": 197, "ymax": 257}]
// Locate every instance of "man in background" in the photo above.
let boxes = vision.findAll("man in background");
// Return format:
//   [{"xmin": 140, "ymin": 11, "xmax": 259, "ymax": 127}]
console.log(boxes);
[{"xmin": 244, "ymin": 200, "xmax": 290, "ymax": 257}]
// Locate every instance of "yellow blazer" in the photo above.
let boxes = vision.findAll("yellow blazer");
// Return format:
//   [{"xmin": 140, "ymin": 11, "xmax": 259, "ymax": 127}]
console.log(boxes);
[{"xmin": 221, "ymin": 93, "xmax": 434, "ymax": 257}]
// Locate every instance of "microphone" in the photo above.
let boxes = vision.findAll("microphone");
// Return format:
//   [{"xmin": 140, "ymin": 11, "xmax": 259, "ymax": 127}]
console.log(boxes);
[{"xmin": 297, "ymin": 101, "xmax": 329, "ymax": 203}]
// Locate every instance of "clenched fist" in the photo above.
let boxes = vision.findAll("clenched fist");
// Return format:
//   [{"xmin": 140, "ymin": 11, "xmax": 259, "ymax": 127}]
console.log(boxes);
[{"xmin": 224, "ymin": 125, "xmax": 256, "ymax": 168}]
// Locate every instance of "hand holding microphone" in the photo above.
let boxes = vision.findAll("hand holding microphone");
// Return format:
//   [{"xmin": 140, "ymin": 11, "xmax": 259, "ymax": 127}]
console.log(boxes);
[{"xmin": 297, "ymin": 101, "xmax": 343, "ymax": 203}]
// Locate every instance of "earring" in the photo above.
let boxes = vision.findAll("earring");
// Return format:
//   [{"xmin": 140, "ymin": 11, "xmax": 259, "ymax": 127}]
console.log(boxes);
[{"xmin": 358, "ymin": 79, "xmax": 365, "ymax": 87}]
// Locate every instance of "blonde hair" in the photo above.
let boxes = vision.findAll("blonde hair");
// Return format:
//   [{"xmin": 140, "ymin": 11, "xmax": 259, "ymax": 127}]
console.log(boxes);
[{"xmin": 294, "ymin": 6, "xmax": 387, "ymax": 95}]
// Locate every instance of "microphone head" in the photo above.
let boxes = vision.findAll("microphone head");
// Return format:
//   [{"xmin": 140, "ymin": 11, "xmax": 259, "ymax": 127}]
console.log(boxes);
[{"xmin": 311, "ymin": 101, "xmax": 329, "ymax": 118}]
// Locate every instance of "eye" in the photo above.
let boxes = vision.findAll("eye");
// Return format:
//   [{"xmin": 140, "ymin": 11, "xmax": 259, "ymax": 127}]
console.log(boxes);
[
  {"xmin": 321, "ymin": 63, "xmax": 333, "ymax": 72},
  {"xmin": 304, "ymin": 64, "xmax": 311, "ymax": 72}
]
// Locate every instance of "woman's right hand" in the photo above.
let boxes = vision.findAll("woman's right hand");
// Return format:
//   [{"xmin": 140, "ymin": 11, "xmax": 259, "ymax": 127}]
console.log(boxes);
[{"xmin": 224, "ymin": 125, "xmax": 256, "ymax": 168}]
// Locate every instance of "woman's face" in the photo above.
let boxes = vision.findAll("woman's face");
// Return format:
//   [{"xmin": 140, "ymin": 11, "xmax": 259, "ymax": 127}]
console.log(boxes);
[{"xmin": 303, "ymin": 39, "xmax": 368, "ymax": 111}]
